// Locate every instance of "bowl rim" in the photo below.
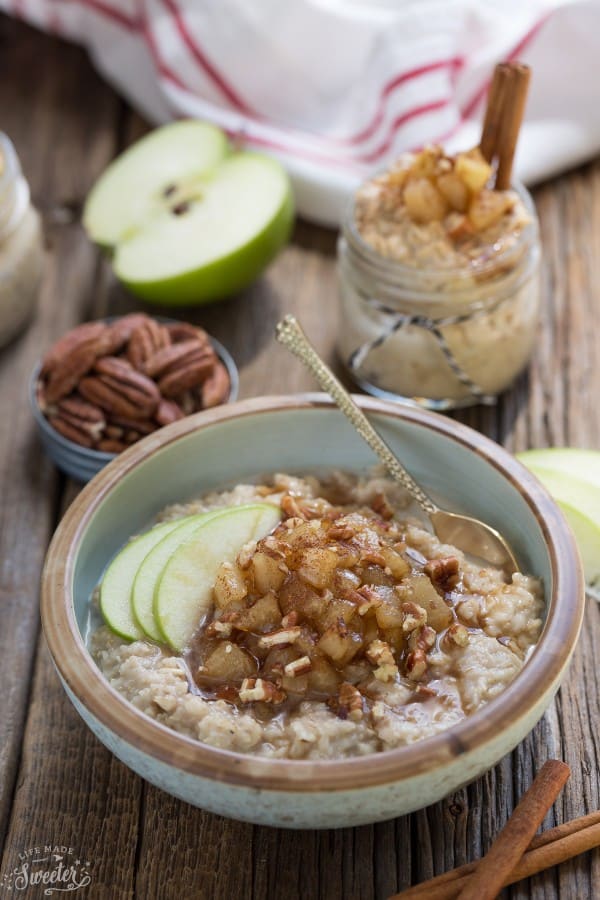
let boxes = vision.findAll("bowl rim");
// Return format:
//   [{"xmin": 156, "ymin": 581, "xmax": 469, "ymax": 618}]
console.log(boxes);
[
  {"xmin": 29, "ymin": 324, "xmax": 240, "ymax": 462},
  {"xmin": 41, "ymin": 394, "xmax": 585, "ymax": 792}
]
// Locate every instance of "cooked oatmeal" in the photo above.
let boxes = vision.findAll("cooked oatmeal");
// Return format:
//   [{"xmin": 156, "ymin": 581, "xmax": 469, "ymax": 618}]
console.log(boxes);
[{"xmin": 91, "ymin": 472, "xmax": 544, "ymax": 759}]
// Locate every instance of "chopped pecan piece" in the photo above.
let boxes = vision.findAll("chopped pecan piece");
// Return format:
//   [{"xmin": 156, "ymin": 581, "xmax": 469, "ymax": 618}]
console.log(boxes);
[
  {"xmin": 424, "ymin": 556, "xmax": 460, "ymax": 594},
  {"xmin": 401, "ymin": 601, "xmax": 427, "ymax": 633},
  {"xmin": 283, "ymin": 656, "xmax": 312, "ymax": 677},
  {"xmin": 356, "ymin": 585, "xmax": 383, "ymax": 616},
  {"xmin": 442, "ymin": 623, "xmax": 469, "ymax": 648},
  {"xmin": 330, "ymin": 682, "xmax": 364, "ymax": 722},
  {"xmin": 370, "ymin": 491, "xmax": 394, "ymax": 520},
  {"xmin": 238, "ymin": 677, "xmax": 286, "ymax": 704},
  {"xmin": 366, "ymin": 639, "xmax": 399, "ymax": 682},
  {"xmin": 258, "ymin": 627, "xmax": 302, "ymax": 649},
  {"xmin": 405, "ymin": 648, "xmax": 427, "ymax": 681}
]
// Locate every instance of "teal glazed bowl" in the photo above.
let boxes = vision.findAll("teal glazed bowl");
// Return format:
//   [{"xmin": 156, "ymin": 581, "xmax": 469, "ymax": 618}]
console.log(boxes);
[{"xmin": 41, "ymin": 395, "xmax": 585, "ymax": 828}]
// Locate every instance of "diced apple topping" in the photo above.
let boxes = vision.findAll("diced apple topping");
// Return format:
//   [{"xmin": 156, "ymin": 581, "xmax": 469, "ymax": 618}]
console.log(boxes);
[
  {"xmin": 362, "ymin": 143, "xmax": 522, "ymax": 243},
  {"xmin": 193, "ymin": 492, "xmax": 466, "ymax": 714}
]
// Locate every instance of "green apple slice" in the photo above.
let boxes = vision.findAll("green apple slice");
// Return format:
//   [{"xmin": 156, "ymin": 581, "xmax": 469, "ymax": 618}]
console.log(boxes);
[
  {"xmin": 132, "ymin": 511, "xmax": 222, "ymax": 640},
  {"xmin": 155, "ymin": 503, "xmax": 281, "ymax": 651},
  {"xmin": 100, "ymin": 517, "xmax": 196, "ymax": 641},
  {"xmin": 517, "ymin": 452, "xmax": 600, "ymax": 591},
  {"xmin": 83, "ymin": 120, "xmax": 229, "ymax": 247},
  {"xmin": 83, "ymin": 120, "xmax": 294, "ymax": 305},
  {"xmin": 517, "ymin": 448, "xmax": 600, "ymax": 489},
  {"xmin": 113, "ymin": 152, "xmax": 293, "ymax": 305}
]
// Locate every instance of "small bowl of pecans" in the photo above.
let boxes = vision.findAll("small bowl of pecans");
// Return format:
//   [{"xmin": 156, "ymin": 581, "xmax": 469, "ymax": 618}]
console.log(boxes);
[{"xmin": 30, "ymin": 313, "xmax": 238, "ymax": 482}]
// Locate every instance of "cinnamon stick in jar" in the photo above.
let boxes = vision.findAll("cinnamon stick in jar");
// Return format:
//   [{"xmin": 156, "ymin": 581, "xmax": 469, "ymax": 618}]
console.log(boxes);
[{"xmin": 494, "ymin": 62, "xmax": 531, "ymax": 190}]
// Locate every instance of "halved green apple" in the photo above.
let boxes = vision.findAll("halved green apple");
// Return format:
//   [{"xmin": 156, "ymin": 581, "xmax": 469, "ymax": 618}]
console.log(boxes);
[
  {"xmin": 83, "ymin": 121, "xmax": 294, "ymax": 305},
  {"xmin": 155, "ymin": 503, "xmax": 281, "ymax": 651},
  {"xmin": 131, "ymin": 511, "xmax": 221, "ymax": 641},
  {"xmin": 517, "ymin": 449, "xmax": 600, "ymax": 592},
  {"xmin": 100, "ymin": 517, "xmax": 195, "ymax": 641}
]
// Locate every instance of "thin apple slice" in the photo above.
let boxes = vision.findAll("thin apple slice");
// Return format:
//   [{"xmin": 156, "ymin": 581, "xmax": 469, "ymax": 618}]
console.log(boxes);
[
  {"xmin": 113, "ymin": 153, "xmax": 293, "ymax": 305},
  {"xmin": 100, "ymin": 517, "xmax": 195, "ymax": 641},
  {"xmin": 132, "ymin": 511, "xmax": 222, "ymax": 641},
  {"xmin": 155, "ymin": 503, "xmax": 281, "ymax": 651},
  {"xmin": 517, "ymin": 453, "xmax": 600, "ymax": 592},
  {"xmin": 518, "ymin": 448, "xmax": 600, "ymax": 489},
  {"xmin": 83, "ymin": 121, "xmax": 229, "ymax": 247}
]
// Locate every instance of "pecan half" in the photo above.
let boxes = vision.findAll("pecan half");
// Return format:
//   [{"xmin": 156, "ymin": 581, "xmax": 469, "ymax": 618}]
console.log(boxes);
[
  {"xmin": 158, "ymin": 347, "xmax": 216, "ymax": 397},
  {"xmin": 40, "ymin": 321, "xmax": 107, "ymax": 376},
  {"xmin": 80, "ymin": 369, "xmax": 160, "ymax": 420},
  {"xmin": 104, "ymin": 314, "xmax": 150, "ymax": 356},
  {"xmin": 201, "ymin": 361, "xmax": 231, "ymax": 408},
  {"xmin": 50, "ymin": 415, "xmax": 96, "ymax": 448},
  {"xmin": 44, "ymin": 324, "xmax": 111, "ymax": 403},
  {"xmin": 143, "ymin": 340, "xmax": 208, "ymax": 378},
  {"xmin": 167, "ymin": 322, "xmax": 210, "ymax": 345},
  {"xmin": 127, "ymin": 319, "xmax": 170, "ymax": 369},
  {"xmin": 155, "ymin": 398, "xmax": 185, "ymax": 426}
]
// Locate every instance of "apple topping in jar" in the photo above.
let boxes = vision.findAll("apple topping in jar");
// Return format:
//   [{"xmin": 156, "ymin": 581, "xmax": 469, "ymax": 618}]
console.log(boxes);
[{"xmin": 337, "ymin": 144, "xmax": 542, "ymax": 409}]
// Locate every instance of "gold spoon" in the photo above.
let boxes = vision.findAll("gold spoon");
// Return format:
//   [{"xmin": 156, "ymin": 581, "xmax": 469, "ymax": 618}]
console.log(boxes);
[{"xmin": 275, "ymin": 315, "xmax": 518, "ymax": 575}]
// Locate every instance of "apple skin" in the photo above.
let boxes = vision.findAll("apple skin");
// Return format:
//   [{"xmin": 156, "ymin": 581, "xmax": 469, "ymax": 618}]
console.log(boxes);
[
  {"xmin": 155, "ymin": 503, "xmax": 281, "ymax": 651},
  {"xmin": 517, "ymin": 450, "xmax": 600, "ymax": 592},
  {"xmin": 115, "ymin": 167, "xmax": 294, "ymax": 306}
]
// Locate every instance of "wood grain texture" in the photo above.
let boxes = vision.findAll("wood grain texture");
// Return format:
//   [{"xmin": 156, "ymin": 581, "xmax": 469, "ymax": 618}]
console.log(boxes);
[{"xmin": 0, "ymin": 14, "xmax": 599, "ymax": 900}]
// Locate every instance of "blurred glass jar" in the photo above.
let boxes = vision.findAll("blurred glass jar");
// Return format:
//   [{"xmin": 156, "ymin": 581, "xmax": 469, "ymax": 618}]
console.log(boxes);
[
  {"xmin": 337, "ymin": 182, "xmax": 541, "ymax": 409},
  {"xmin": 0, "ymin": 133, "xmax": 44, "ymax": 347}
]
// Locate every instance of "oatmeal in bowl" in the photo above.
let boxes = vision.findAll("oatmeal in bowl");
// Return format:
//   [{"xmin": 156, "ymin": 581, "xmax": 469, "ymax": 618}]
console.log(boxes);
[
  {"xmin": 91, "ymin": 470, "xmax": 543, "ymax": 760},
  {"xmin": 41, "ymin": 396, "xmax": 584, "ymax": 827}
]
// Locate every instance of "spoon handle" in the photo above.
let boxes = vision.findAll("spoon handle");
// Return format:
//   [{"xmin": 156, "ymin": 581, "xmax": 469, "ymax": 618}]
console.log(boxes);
[{"xmin": 275, "ymin": 315, "xmax": 437, "ymax": 515}]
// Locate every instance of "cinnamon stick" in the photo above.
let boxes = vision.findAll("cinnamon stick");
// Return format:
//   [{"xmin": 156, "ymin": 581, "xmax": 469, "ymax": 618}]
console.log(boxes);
[
  {"xmin": 456, "ymin": 760, "xmax": 569, "ymax": 900},
  {"xmin": 479, "ymin": 64, "xmax": 511, "ymax": 163},
  {"xmin": 391, "ymin": 814, "xmax": 600, "ymax": 899},
  {"xmin": 494, "ymin": 62, "xmax": 531, "ymax": 190}
]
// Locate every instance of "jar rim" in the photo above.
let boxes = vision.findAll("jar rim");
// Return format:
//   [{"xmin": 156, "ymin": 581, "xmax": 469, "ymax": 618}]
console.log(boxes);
[{"xmin": 341, "ymin": 177, "xmax": 539, "ymax": 288}]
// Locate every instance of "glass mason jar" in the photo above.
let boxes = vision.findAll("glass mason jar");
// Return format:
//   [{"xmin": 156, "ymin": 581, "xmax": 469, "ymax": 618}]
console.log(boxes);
[
  {"xmin": 337, "ymin": 183, "xmax": 541, "ymax": 409},
  {"xmin": 0, "ymin": 133, "xmax": 44, "ymax": 347}
]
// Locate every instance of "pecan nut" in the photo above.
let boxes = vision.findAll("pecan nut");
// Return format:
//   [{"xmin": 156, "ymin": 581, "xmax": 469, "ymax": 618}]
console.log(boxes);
[
  {"xmin": 201, "ymin": 361, "xmax": 231, "ymax": 408},
  {"xmin": 126, "ymin": 319, "xmax": 170, "ymax": 369},
  {"xmin": 79, "ymin": 368, "xmax": 160, "ymax": 420},
  {"xmin": 143, "ymin": 339, "xmax": 209, "ymax": 378},
  {"xmin": 155, "ymin": 398, "xmax": 185, "ymax": 426},
  {"xmin": 158, "ymin": 347, "xmax": 216, "ymax": 397},
  {"xmin": 43, "ymin": 324, "xmax": 111, "ymax": 403}
]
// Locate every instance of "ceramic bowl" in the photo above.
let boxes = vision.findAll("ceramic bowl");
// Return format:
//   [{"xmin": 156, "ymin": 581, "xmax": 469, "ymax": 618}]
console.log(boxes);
[
  {"xmin": 41, "ymin": 395, "xmax": 585, "ymax": 829},
  {"xmin": 29, "ymin": 329, "xmax": 238, "ymax": 483}
]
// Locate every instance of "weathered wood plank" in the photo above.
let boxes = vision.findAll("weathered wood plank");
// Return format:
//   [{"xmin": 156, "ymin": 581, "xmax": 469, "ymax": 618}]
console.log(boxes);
[{"xmin": 0, "ymin": 15, "xmax": 123, "ymax": 853}]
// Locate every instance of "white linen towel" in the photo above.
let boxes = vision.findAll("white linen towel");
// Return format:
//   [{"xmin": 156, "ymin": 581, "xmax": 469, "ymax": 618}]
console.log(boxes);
[{"xmin": 3, "ymin": 0, "xmax": 600, "ymax": 224}]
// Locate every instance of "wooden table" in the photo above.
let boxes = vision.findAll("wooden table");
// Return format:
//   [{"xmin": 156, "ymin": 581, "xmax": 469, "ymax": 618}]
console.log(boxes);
[{"xmin": 1, "ymin": 16, "xmax": 599, "ymax": 900}]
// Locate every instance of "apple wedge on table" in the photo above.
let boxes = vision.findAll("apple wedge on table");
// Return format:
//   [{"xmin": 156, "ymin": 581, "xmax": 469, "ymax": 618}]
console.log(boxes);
[
  {"xmin": 517, "ymin": 449, "xmax": 600, "ymax": 594},
  {"xmin": 83, "ymin": 121, "xmax": 294, "ymax": 305}
]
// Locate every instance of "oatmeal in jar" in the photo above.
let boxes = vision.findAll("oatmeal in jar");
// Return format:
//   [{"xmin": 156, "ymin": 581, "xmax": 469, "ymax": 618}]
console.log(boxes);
[
  {"xmin": 91, "ymin": 472, "xmax": 544, "ymax": 760},
  {"xmin": 337, "ymin": 145, "xmax": 541, "ymax": 408}
]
